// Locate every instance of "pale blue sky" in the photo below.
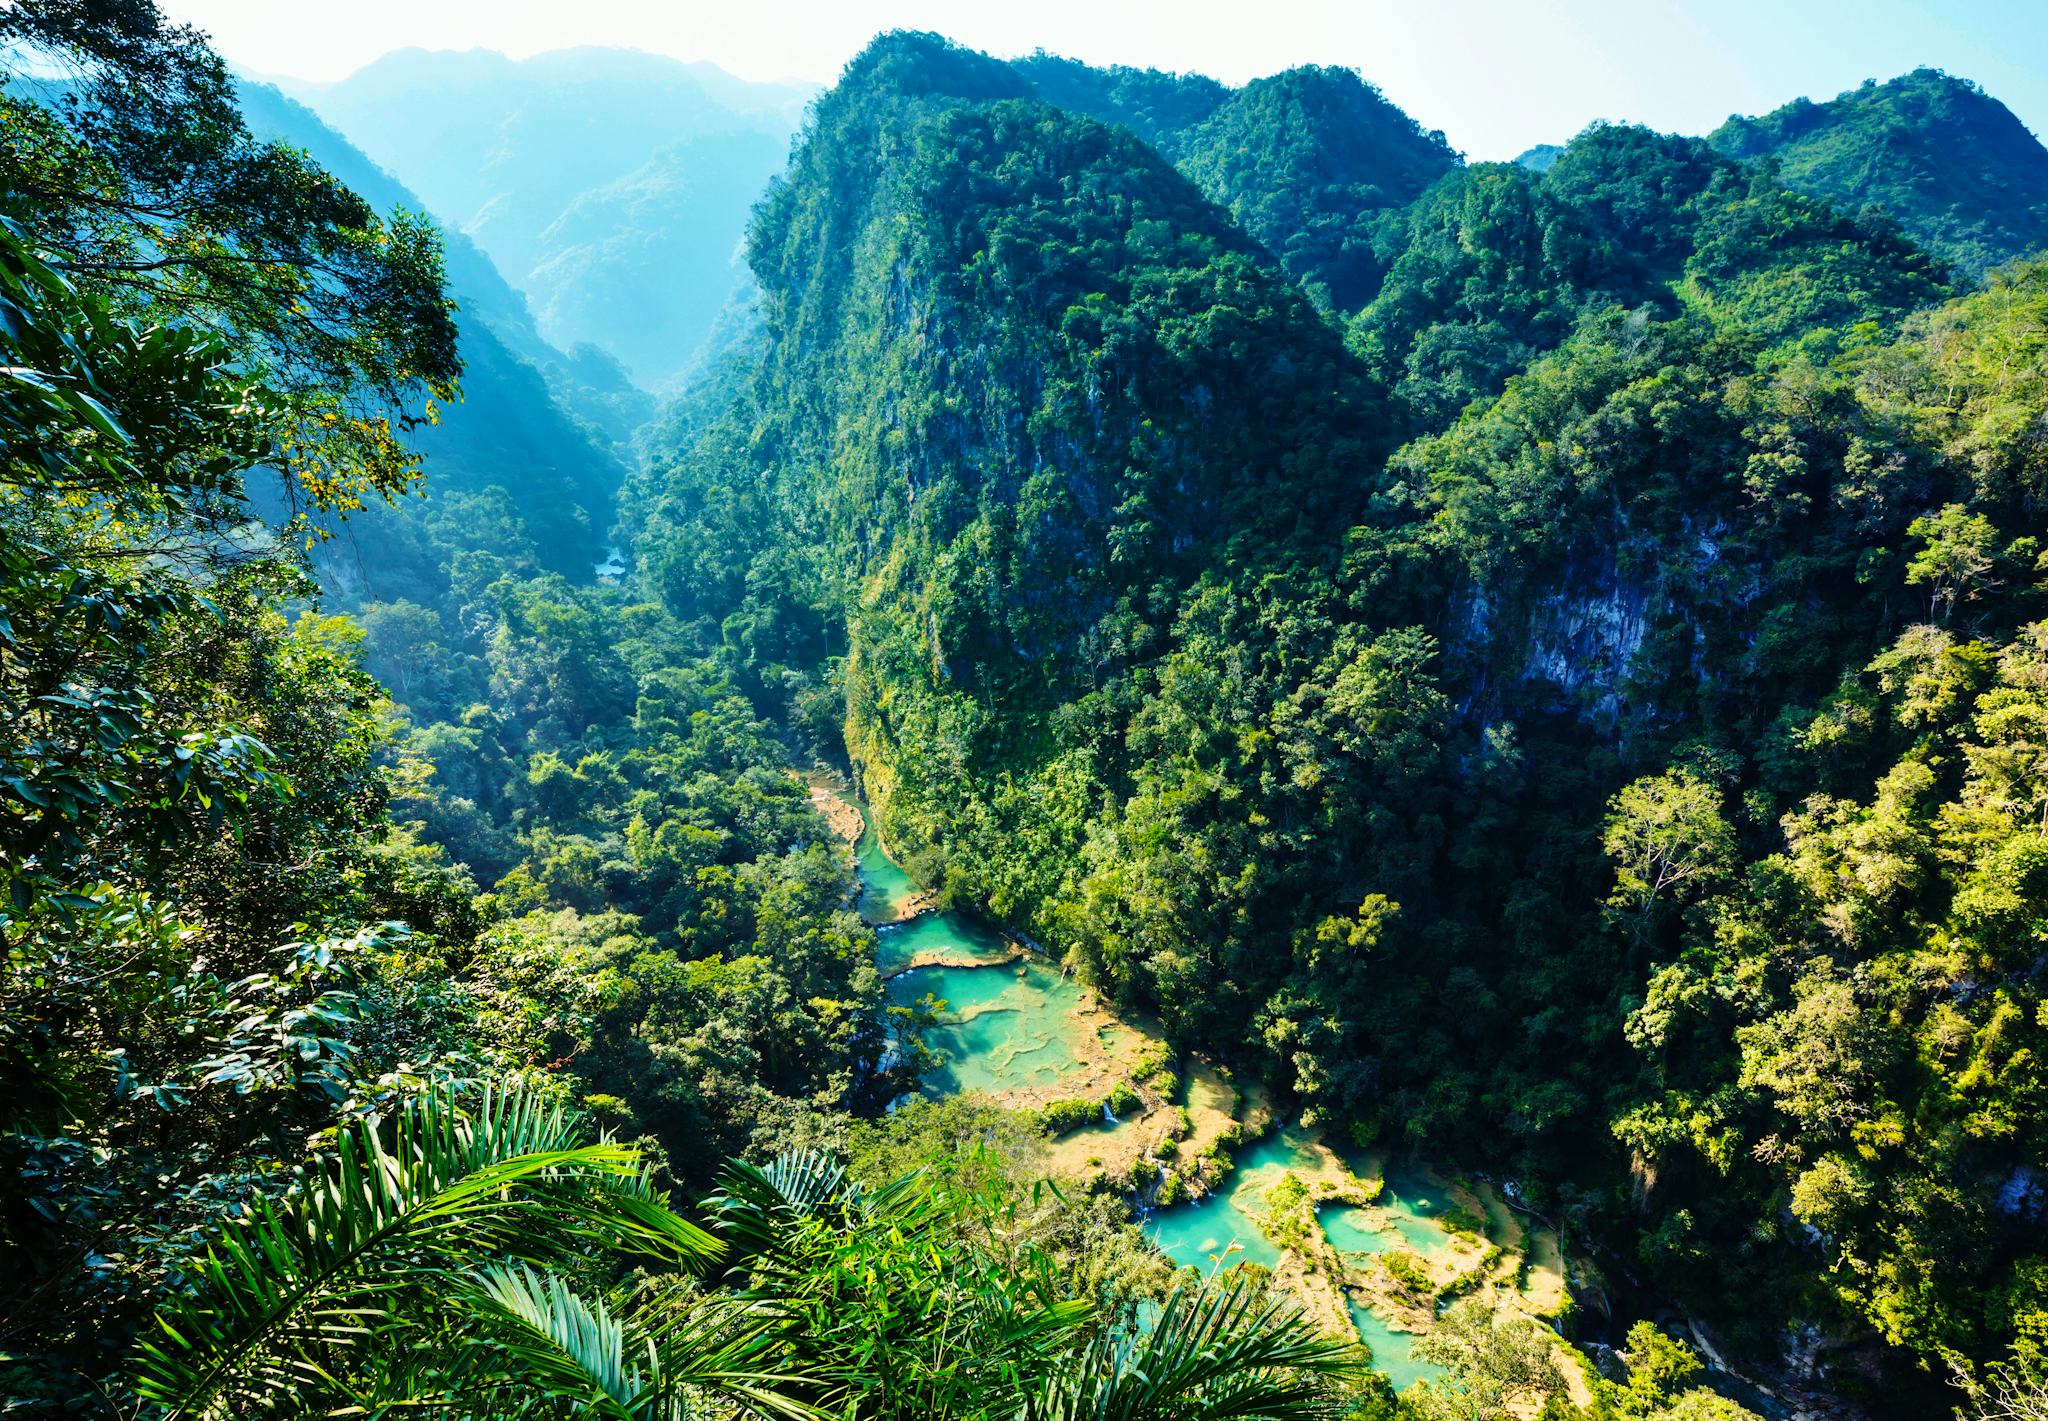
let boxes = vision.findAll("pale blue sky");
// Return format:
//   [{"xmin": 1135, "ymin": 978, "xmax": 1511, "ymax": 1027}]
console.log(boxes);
[{"xmin": 169, "ymin": 0, "xmax": 2048, "ymax": 161}]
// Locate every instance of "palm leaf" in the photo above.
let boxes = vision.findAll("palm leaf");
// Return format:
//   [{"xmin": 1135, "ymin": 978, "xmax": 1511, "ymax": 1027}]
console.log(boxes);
[
  {"xmin": 451, "ymin": 1265, "xmax": 824, "ymax": 1421},
  {"xmin": 703, "ymin": 1149, "xmax": 860, "ymax": 1266},
  {"xmin": 1023, "ymin": 1277, "xmax": 1365, "ymax": 1421},
  {"xmin": 136, "ymin": 1082, "xmax": 720, "ymax": 1418}
]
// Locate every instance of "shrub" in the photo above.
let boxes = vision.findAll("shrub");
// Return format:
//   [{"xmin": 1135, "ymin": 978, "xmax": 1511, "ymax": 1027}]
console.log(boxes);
[
  {"xmin": 1382, "ymin": 1250, "xmax": 1434, "ymax": 1301},
  {"xmin": 1265, "ymin": 1172, "xmax": 1310, "ymax": 1216},
  {"xmin": 1037, "ymin": 1097, "xmax": 1098, "ymax": 1136},
  {"xmin": 1441, "ymin": 1204, "xmax": 1489, "ymax": 1240},
  {"xmin": 1130, "ymin": 1040, "xmax": 1174, "ymax": 1081}
]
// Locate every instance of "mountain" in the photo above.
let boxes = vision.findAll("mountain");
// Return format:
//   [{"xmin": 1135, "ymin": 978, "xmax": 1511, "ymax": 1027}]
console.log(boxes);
[
  {"xmin": 281, "ymin": 47, "xmax": 812, "ymax": 387},
  {"xmin": 1168, "ymin": 66, "xmax": 1459, "ymax": 308},
  {"xmin": 236, "ymin": 79, "xmax": 630, "ymax": 593},
  {"xmin": 1710, "ymin": 67, "xmax": 2048, "ymax": 280},
  {"xmin": 1009, "ymin": 57, "xmax": 1458, "ymax": 310},
  {"xmin": 1008, "ymin": 52, "xmax": 1229, "ymax": 149},
  {"xmin": 628, "ymin": 33, "xmax": 2048, "ymax": 1410}
]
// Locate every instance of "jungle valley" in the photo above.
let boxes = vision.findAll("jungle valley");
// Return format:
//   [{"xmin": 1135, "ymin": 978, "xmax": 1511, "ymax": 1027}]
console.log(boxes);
[{"xmin": 6, "ymin": 6, "xmax": 2048, "ymax": 1419}]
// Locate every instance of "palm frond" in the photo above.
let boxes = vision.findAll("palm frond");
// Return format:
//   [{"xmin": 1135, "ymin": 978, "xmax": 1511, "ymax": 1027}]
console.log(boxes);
[
  {"xmin": 705, "ymin": 1149, "xmax": 862, "ymax": 1264},
  {"xmin": 135, "ymin": 1082, "xmax": 720, "ymax": 1418},
  {"xmin": 463, "ymin": 1263, "xmax": 650, "ymax": 1418},
  {"xmin": 451, "ymin": 1266, "xmax": 826, "ymax": 1421},
  {"xmin": 1023, "ymin": 1277, "xmax": 1365, "ymax": 1421}
]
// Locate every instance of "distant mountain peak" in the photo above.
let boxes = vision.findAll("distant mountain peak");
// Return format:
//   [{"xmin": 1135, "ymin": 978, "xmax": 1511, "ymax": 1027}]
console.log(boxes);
[
  {"xmin": 1169, "ymin": 60, "xmax": 1459, "ymax": 307},
  {"xmin": 1710, "ymin": 67, "xmax": 2048, "ymax": 280},
  {"xmin": 278, "ymin": 45, "xmax": 810, "ymax": 386}
]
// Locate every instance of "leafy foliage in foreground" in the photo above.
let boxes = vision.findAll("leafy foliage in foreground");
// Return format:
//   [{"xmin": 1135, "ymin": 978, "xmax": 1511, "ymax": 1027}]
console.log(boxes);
[
  {"xmin": 136, "ymin": 1089, "xmax": 1365, "ymax": 1420},
  {"xmin": 0, "ymin": 6, "xmax": 880, "ymax": 1407},
  {"xmin": 134, "ymin": 1085, "xmax": 754, "ymax": 1418}
]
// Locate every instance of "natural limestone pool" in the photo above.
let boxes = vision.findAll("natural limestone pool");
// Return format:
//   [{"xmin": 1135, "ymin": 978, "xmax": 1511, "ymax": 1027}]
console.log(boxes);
[
  {"xmin": 1372, "ymin": 1166, "xmax": 1464, "ymax": 1262},
  {"xmin": 1144, "ymin": 1188, "xmax": 1284, "ymax": 1274},
  {"xmin": 887, "ymin": 958, "xmax": 1097, "ymax": 1096},
  {"xmin": 1141, "ymin": 1130, "xmax": 1329, "ymax": 1276},
  {"xmin": 855, "ymin": 814, "xmax": 923, "ymax": 923},
  {"xmin": 875, "ymin": 911, "xmax": 1015, "ymax": 976},
  {"xmin": 1318, "ymin": 1204, "xmax": 1396, "ymax": 1255},
  {"xmin": 1143, "ymin": 1130, "xmax": 1453, "ymax": 1392},
  {"xmin": 1346, "ymin": 1296, "xmax": 1444, "ymax": 1393}
]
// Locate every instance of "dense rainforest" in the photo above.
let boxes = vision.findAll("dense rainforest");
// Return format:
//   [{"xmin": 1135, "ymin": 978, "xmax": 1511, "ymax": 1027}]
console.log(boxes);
[{"xmin": 3, "ymin": 3, "xmax": 2047, "ymax": 1418}]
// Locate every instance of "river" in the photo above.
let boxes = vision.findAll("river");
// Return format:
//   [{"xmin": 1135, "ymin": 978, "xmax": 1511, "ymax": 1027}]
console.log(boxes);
[{"xmin": 824, "ymin": 778, "xmax": 1576, "ymax": 1397}]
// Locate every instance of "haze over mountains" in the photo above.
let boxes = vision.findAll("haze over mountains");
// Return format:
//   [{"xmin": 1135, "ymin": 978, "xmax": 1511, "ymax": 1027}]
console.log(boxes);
[
  {"xmin": 279, "ymin": 47, "xmax": 814, "ymax": 388},
  {"xmin": 234, "ymin": 79, "xmax": 634, "ymax": 605},
  {"xmin": 278, "ymin": 48, "xmax": 2048, "ymax": 407}
]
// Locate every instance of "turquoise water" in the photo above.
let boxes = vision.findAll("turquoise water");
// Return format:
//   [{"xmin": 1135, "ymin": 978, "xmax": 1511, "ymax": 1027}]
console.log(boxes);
[
  {"xmin": 1375, "ymin": 1167, "xmax": 1459, "ymax": 1260},
  {"xmin": 1145, "ymin": 1192, "xmax": 1284, "ymax": 1274},
  {"xmin": 1347, "ymin": 1297, "xmax": 1446, "ymax": 1393},
  {"xmin": 1143, "ymin": 1129, "xmax": 1325, "ymax": 1276},
  {"xmin": 1330, "ymin": 1166, "xmax": 1456, "ymax": 1391},
  {"xmin": 1144, "ymin": 1138, "xmax": 1459, "ymax": 1392},
  {"xmin": 1319, "ymin": 1205, "xmax": 1396, "ymax": 1255},
  {"xmin": 1229, "ymin": 1130, "xmax": 1324, "ymax": 1181},
  {"xmin": 846, "ymin": 787, "xmax": 1448, "ymax": 1391},
  {"xmin": 855, "ymin": 816, "xmax": 922, "ymax": 923},
  {"xmin": 889, "ymin": 959, "xmax": 1090, "ymax": 1095},
  {"xmin": 875, "ymin": 911, "xmax": 1014, "ymax": 975}
]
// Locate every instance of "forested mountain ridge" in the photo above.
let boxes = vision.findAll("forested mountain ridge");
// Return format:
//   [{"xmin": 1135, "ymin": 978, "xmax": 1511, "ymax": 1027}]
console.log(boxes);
[
  {"xmin": 1000, "ymin": 56, "xmax": 1457, "ymax": 313},
  {"xmin": 1169, "ymin": 66, "xmax": 1459, "ymax": 309},
  {"xmin": 1008, "ymin": 58, "xmax": 1457, "ymax": 309},
  {"xmin": 282, "ymin": 46, "xmax": 813, "ymax": 386},
  {"xmin": 635, "ymin": 30, "xmax": 2048, "ymax": 1410},
  {"xmin": 1711, "ymin": 67, "xmax": 2048, "ymax": 281}
]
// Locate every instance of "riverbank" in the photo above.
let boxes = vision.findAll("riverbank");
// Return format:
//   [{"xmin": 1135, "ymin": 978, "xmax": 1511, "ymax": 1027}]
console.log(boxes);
[{"xmin": 805, "ymin": 768, "xmax": 939, "ymax": 923}]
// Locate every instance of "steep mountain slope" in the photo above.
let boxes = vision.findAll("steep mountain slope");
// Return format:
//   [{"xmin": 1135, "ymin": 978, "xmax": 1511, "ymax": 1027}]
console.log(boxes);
[
  {"xmin": 283, "ymin": 47, "xmax": 811, "ymax": 385},
  {"xmin": 1711, "ymin": 68, "xmax": 2048, "ymax": 280},
  {"xmin": 631, "ymin": 34, "xmax": 2048, "ymax": 1407},
  {"xmin": 1011, "ymin": 57, "xmax": 1458, "ymax": 310},
  {"xmin": 683, "ymin": 30, "xmax": 1391, "ymax": 758},
  {"xmin": 237, "ymin": 80, "xmax": 629, "ymax": 592},
  {"xmin": 1008, "ymin": 52, "xmax": 1228, "ymax": 149},
  {"xmin": 1170, "ymin": 67, "xmax": 1459, "ymax": 308}
]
